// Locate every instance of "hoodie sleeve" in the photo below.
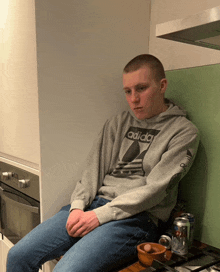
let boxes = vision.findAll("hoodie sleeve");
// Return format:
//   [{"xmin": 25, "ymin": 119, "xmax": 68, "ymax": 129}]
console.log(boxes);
[
  {"xmin": 69, "ymin": 118, "xmax": 117, "ymax": 212},
  {"xmin": 93, "ymin": 126, "xmax": 200, "ymax": 225}
]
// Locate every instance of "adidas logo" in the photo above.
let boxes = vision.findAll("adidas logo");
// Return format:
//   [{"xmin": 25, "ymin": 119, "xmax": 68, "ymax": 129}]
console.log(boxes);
[{"xmin": 125, "ymin": 127, "xmax": 160, "ymax": 143}]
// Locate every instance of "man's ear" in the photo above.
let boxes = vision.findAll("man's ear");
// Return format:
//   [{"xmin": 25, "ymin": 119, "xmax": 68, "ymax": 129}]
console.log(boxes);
[{"xmin": 160, "ymin": 78, "xmax": 168, "ymax": 94}]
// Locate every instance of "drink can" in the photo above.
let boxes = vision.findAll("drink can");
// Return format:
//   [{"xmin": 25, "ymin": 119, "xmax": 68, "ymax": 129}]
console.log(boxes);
[
  {"xmin": 181, "ymin": 213, "xmax": 195, "ymax": 248},
  {"xmin": 171, "ymin": 217, "xmax": 190, "ymax": 256},
  {"xmin": 159, "ymin": 234, "xmax": 172, "ymax": 249}
]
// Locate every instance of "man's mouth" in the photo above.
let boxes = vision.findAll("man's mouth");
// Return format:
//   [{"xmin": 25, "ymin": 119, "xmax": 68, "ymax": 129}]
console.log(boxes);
[{"xmin": 134, "ymin": 107, "xmax": 143, "ymax": 111}]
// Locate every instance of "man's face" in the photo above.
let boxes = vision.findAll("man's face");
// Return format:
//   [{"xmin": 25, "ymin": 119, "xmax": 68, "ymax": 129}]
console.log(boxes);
[{"xmin": 123, "ymin": 66, "xmax": 167, "ymax": 120}]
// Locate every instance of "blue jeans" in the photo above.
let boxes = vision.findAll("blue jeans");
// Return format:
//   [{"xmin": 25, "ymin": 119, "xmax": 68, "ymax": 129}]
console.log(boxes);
[{"xmin": 6, "ymin": 196, "xmax": 159, "ymax": 272}]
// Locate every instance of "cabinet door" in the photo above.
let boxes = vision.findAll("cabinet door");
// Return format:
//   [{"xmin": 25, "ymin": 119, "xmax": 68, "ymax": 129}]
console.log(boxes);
[
  {"xmin": 0, "ymin": 239, "xmax": 2, "ymax": 272},
  {"xmin": 43, "ymin": 260, "xmax": 58, "ymax": 272},
  {"xmin": 0, "ymin": 236, "xmax": 13, "ymax": 272}
]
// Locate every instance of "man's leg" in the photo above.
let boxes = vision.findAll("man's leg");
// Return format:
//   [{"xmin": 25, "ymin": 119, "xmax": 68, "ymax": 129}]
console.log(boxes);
[
  {"xmin": 6, "ymin": 205, "xmax": 78, "ymax": 272},
  {"xmin": 53, "ymin": 210, "xmax": 159, "ymax": 272}
]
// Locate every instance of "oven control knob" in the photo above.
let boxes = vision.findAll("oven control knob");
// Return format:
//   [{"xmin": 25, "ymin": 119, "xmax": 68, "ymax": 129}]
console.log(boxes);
[
  {"xmin": 18, "ymin": 179, "xmax": 30, "ymax": 188},
  {"xmin": 2, "ymin": 172, "xmax": 13, "ymax": 179}
]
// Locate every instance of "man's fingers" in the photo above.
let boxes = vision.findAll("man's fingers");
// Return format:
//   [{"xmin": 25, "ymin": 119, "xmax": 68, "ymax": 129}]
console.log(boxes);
[
  {"xmin": 66, "ymin": 210, "xmax": 100, "ymax": 237},
  {"xmin": 66, "ymin": 219, "xmax": 78, "ymax": 230},
  {"xmin": 68, "ymin": 223, "xmax": 85, "ymax": 237},
  {"xmin": 66, "ymin": 209, "xmax": 83, "ymax": 231},
  {"xmin": 67, "ymin": 219, "xmax": 85, "ymax": 236}
]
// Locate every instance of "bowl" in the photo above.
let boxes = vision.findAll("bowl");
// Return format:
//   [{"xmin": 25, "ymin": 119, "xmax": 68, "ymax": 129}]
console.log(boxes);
[{"xmin": 137, "ymin": 242, "xmax": 167, "ymax": 267}]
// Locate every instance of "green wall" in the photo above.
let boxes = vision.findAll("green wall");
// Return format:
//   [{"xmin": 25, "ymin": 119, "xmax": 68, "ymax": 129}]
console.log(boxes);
[{"xmin": 166, "ymin": 64, "xmax": 220, "ymax": 248}]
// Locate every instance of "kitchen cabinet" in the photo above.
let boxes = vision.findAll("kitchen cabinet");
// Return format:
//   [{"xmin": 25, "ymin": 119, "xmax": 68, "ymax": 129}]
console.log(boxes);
[
  {"xmin": 43, "ymin": 260, "xmax": 57, "ymax": 272},
  {"xmin": 0, "ymin": 236, "xmax": 13, "ymax": 272},
  {"xmin": 0, "ymin": 0, "xmax": 40, "ymax": 171},
  {"xmin": 0, "ymin": 239, "xmax": 3, "ymax": 272}
]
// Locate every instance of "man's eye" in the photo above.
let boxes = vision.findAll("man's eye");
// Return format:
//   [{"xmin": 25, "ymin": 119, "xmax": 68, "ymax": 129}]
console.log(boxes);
[
  {"xmin": 125, "ymin": 90, "xmax": 131, "ymax": 95},
  {"xmin": 138, "ymin": 86, "xmax": 147, "ymax": 92}
]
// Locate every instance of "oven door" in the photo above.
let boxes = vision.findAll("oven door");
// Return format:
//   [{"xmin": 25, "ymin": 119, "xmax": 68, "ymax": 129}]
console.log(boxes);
[{"xmin": 0, "ymin": 182, "xmax": 40, "ymax": 244}]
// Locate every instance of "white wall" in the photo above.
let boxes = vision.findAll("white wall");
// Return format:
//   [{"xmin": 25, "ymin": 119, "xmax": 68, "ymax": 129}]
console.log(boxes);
[
  {"xmin": 0, "ymin": 0, "xmax": 40, "ymax": 170},
  {"xmin": 149, "ymin": 0, "xmax": 220, "ymax": 70},
  {"xmin": 35, "ymin": 0, "xmax": 151, "ymax": 221}
]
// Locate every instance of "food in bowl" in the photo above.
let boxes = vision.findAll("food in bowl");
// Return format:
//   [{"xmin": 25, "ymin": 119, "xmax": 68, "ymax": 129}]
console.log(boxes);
[{"xmin": 137, "ymin": 242, "xmax": 167, "ymax": 266}]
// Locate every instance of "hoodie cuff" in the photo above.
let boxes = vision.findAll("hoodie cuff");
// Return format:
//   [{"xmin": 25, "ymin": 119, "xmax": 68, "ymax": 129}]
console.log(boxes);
[
  {"xmin": 93, "ymin": 204, "xmax": 116, "ymax": 225},
  {"xmin": 70, "ymin": 199, "xmax": 86, "ymax": 212}
]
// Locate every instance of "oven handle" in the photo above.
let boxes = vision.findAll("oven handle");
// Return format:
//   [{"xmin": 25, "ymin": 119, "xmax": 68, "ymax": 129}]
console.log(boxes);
[{"xmin": 0, "ymin": 187, "xmax": 39, "ymax": 214}]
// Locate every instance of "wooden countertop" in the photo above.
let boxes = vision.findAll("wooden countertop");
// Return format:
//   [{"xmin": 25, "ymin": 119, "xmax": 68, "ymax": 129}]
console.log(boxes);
[{"xmin": 118, "ymin": 261, "xmax": 147, "ymax": 272}]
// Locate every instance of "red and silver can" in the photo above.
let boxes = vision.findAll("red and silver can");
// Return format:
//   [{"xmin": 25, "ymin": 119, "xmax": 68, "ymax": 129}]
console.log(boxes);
[
  {"xmin": 159, "ymin": 234, "xmax": 172, "ymax": 249},
  {"xmin": 171, "ymin": 217, "xmax": 190, "ymax": 256},
  {"xmin": 159, "ymin": 229, "xmax": 172, "ymax": 249},
  {"xmin": 181, "ymin": 213, "xmax": 195, "ymax": 248}
]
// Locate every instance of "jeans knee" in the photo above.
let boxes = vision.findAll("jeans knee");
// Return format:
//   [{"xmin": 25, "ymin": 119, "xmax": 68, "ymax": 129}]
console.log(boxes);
[
  {"xmin": 7, "ymin": 245, "xmax": 24, "ymax": 266},
  {"xmin": 7, "ymin": 244, "xmax": 34, "ymax": 272},
  {"xmin": 7, "ymin": 246, "xmax": 18, "ymax": 271},
  {"xmin": 7, "ymin": 246, "xmax": 17, "ymax": 263}
]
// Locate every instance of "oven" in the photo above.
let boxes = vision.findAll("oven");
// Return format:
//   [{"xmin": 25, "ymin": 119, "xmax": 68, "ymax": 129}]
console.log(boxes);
[{"xmin": 0, "ymin": 161, "xmax": 40, "ymax": 245}]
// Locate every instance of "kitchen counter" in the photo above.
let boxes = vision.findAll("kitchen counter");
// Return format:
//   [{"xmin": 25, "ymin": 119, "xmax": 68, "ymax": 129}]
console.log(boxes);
[{"xmin": 118, "ymin": 241, "xmax": 208, "ymax": 272}]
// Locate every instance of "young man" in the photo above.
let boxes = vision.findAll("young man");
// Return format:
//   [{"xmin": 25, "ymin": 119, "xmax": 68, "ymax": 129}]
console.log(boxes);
[{"xmin": 7, "ymin": 54, "xmax": 200, "ymax": 272}]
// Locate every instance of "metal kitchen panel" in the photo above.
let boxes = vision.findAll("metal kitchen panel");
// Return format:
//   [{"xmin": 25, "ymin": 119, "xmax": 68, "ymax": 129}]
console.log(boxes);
[{"xmin": 156, "ymin": 5, "xmax": 220, "ymax": 50}]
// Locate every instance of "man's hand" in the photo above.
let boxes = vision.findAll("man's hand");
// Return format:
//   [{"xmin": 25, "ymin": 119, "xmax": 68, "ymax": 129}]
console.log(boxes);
[{"xmin": 66, "ymin": 209, "xmax": 100, "ymax": 237}]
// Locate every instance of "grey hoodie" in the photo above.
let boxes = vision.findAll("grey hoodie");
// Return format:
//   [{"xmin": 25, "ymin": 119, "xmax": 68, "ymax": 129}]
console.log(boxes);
[{"xmin": 70, "ymin": 100, "xmax": 200, "ymax": 225}]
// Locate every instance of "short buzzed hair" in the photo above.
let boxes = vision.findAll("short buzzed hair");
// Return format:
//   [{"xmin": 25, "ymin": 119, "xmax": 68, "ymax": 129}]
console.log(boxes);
[{"xmin": 123, "ymin": 54, "xmax": 166, "ymax": 82}]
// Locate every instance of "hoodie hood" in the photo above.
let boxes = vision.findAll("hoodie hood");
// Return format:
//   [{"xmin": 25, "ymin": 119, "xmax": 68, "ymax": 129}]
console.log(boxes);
[{"xmin": 129, "ymin": 99, "xmax": 187, "ymax": 123}]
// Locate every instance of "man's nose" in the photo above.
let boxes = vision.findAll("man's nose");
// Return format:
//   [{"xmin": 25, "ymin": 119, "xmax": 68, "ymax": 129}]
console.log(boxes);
[{"xmin": 131, "ymin": 92, "xmax": 140, "ymax": 103}]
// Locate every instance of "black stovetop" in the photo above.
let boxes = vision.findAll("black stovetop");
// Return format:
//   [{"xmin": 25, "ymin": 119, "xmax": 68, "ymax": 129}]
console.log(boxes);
[{"xmin": 142, "ymin": 244, "xmax": 220, "ymax": 272}]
